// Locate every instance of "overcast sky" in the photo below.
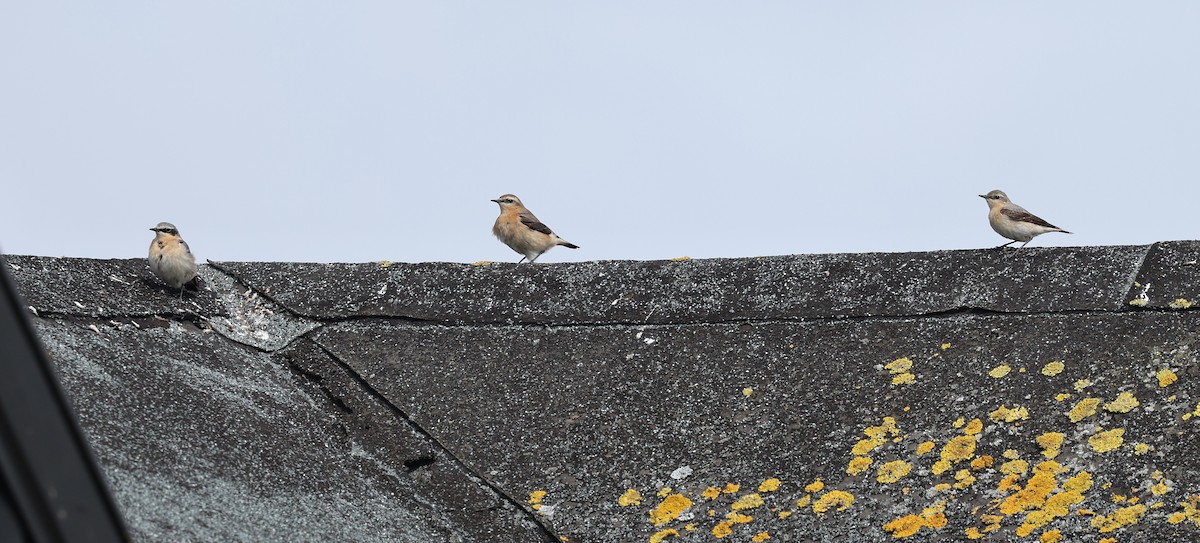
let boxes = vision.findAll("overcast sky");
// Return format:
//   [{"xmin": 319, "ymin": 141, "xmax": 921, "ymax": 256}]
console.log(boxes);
[{"xmin": 2, "ymin": 3, "xmax": 1197, "ymax": 264}]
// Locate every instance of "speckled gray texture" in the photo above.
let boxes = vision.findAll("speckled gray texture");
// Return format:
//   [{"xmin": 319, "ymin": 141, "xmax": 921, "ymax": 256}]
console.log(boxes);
[
  {"xmin": 210, "ymin": 244, "xmax": 1152, "ymax": 324},
  {"xmin": 5, "ymin": 245, "xmax": 1200, "ymax": 542}
]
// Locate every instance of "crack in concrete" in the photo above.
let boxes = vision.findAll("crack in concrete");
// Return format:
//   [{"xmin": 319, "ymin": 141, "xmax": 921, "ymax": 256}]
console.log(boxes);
[{"xmin": 303, "ymin": 335, "xmax": 561, "ymax": 543}]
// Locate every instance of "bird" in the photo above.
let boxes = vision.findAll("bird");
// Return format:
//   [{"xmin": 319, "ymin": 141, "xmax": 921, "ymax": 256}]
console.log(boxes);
[
  {"xmin": 147, "ymin": 221, "xmax": 199, "ymax": 299},
  {"xmin": 491, "ymin": 194, "xmax": 579, "ymax": 263},
  {"xmin": 979, "ymin": 190, "xmax": 1071, "ymax": 249}
]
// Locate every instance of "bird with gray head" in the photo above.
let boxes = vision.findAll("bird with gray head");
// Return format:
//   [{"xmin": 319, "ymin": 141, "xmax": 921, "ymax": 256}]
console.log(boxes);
[
  {"xmin": 147, "ymin": 222, "xmax": 199, "ymax": 300},
  {"xmin": 491, "ymin": 194, "xmax": 579, "ymax": 263},
  {"xmin": 979, "ymin": 190, "xmax": 1071, "ymax": 249}
]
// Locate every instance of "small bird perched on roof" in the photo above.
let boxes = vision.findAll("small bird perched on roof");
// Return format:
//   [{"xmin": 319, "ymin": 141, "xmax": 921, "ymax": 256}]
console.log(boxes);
[
  {"xmin": 979, "ymin": 190, "xmax": 1071, "ymax": 249},
  {"xmin": 491, "ymin": 194, "xmax": 579, "ymax": 263},
  {"xmin": 147, "ymin": 222, "xmax": 199, "ymax": 299}
]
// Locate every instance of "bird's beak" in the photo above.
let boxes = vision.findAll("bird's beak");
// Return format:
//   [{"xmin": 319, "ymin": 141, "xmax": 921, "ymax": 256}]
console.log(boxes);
[
  {"xmin": 149, "ymin": 228, "xmax": 156, "ymax": 231},
  {"xmin": 978, "ymin": 194, "xmax": 987, "ymax": 199},
  {"xmin": 490, "ymin": 199, "xmax": 500, "ymax": 203}
]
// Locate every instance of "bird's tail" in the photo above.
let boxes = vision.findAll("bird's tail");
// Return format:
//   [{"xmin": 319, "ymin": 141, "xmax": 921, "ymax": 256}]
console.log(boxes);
[
  {"xmin": 558, "ymin": 240, "xmax": 580, "ymax": 249},
  {"xmin": 1058, "ymin": 229, "xmax": 1072, "ymax": 234}
]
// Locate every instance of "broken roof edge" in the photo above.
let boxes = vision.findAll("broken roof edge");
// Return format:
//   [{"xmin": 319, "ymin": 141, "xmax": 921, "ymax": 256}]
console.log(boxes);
[{"xmin": 5, "ymin": 241, "xmax": 1199, "ymax": 326}]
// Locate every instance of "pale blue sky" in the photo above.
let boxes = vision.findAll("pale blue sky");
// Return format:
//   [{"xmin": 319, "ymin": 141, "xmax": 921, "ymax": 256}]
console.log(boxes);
[{"xmin": 2, "ymin": 3, "xmax": 1197, "ymax": 263}]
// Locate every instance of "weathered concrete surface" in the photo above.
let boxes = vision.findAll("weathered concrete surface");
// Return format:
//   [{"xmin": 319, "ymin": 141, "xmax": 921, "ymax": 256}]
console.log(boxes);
[{"xmin": 5, "ymin": 242, "xmax": 1200, "ymax": 542}]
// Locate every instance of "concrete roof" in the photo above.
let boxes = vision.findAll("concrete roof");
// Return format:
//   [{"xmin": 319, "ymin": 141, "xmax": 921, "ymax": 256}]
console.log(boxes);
[{"xmin": 5, "ymin": 242, "xmax": 1200, "ymax": 542}]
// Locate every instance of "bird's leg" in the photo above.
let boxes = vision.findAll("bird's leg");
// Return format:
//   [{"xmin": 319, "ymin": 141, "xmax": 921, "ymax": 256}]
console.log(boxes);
[
  {"xmin": 528, "ymin": 253, "xmax": 541, "ymax": 263},
  {"xmin": 994, "ymin": 240, "xmax": 1017, "ymax": 250}
]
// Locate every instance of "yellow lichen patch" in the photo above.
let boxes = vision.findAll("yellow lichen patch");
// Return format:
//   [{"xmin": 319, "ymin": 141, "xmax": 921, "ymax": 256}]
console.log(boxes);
[
  {"xmin": 529, "ymin": 490, "xmax": 547, "ymax": 504},
  {"xmin": 964, "ymin": 527, "xmax": 983, "ymax": 539},
  {"xmin": 1152, "ymin": 481, "xmax": 1170, "ymax": 496},
  {"xmin": 885, "ymin": 357, "xmax": 913, "ymax": 373},
  {"xmin": 999, "ymin": 465, "xmax": 1058, "ymax": 515},
  {"xmin": 650, "ymin": 494, "xmax": 693, "ymax": 526},
  {"xmin": 989, "ymin": 404, "xmax": 1029, "ymax": 423},
  {"xmin": 877, "ymin": 460, "xmax": 913, "ymax": 484},
  {"xmin": 970, "ymin": 455, "xmax": 993, "ymax": 471},
  {"xmin": 1099, "ymin": 539, "xmax": 1117, "ymax": 543},
  {"xmin": 941, "ymin": 343, "xmax": 952, "ymax": 350},
  {"xmin": 933, "ymin": 483, "xmax": 952, "ymax": 492},
  {"xmin": 758, "ymin": 478, "xmax": 781, "ymax": 493},
  {"xmin": 712, "ymin": 520, "xmax": 733, "ymax": 538},
  {"xmin": 891, "ymin": 373, "xmax": 915, "ymax": 385},
  {"xmin": 1167, "ymin": 495, "xmax": 1200, "ymax": 526},
  {"xmin": 883, "ymin": 515, "xmax": 925, "ymax": 538},
  {"xmin": 1040, "ymin": 529, "xmax": 1063, "ymax": 543},
  {"xmin": 1041, "ymin": 361, "xmax": 1065, "ymax": 376},
  {"xmin": 1103, "ymin": 392, "xmax": 1140, "ymax": 413},
  {"xmin": 796, "ymin": 495, "xmax": 811, "ymax": 508},
  {"xmin": 1068, "ymin": 397, "xmax": 1102, "ymax": 422},
  {"xmin": 670, "ymin": 256, "xmax": 691, "ymax": 262},
  {"xmin": 952, "ymin": 417, "xmax": 965, "ymax": 428},
  {"xmin": 1001, "ymin": 458, "xmax": 1029, "ymax": 475},
  {"xmin": 1091, "ymin": 503, "xmax": 1148, "ymax": 532},
  {"xmin": 722, "ymin": 483, "xmax": 740, "ymax": 494},
  {"xmin": 657, "ymin": 487, "xmax": 672, "ymax": 497},
  {"xmin": 1157, "ymin": 369, "xmax": 1178, "ymax": 387},
  {"xmin": 1003, "ymin": 449, "xmax": 1020, "ymax": 460},
  {"xmin": 731, "ymin": 494, "xmax": 764, "ymax": 511},
  {"xmin": 963, "ymin": 419, "xmax": 984, "ymax": 435},
  {"xmin": 778, "ymin": 510, "xmax": 792, "ymax": 519},
  {"xmin": 1074, "ymin": 379, "xmax": 1093, "ymax": 392},
  {"xmin": 916, "ymin": 441, "xmax": 936, "ymax": 455},
  {"xmin": 1036, "ymin": 432, "xmax": 1065, "ymax": 459},
  {"xmin": 1129, "ymin": 298, "xmax": 1148, "ymax": 307},
  {"xmin": 649, "ymin": 529, "xmax": 680, "ymax": 543},
  {"xmin": 378, "ymin": 260, "xmax": 394, "ymax": 267},
  {"xmin": 1169, "ymin": 298, "xmax": 1193, "ymax": 309},
  {"xmin": 847, "ymin": 457, "xmax": 872, "ymax": 475},
  {"xmin": 989, "ymin": 364, "xmax": 1012, "ymax": 378},
  {"xmin": 812, "ymin": 491, "xmax": 854, "ymax": 514},
  {"xmin": 750, "ymin": 532, "xmax": 771, "ymax": 542},
  {"xmin": 941, "ymin": 435, "xmax": 977, "ymax": 463},
  {"xmin": 742, "ymin": 387, "xmax": 753, "ymax": 398},
  {"xmin": 1054, "ymin": 393, "xmax": 1072, "ymax": 402},
  {"xmin": 701, "ymin": 487, "xmax": 720, "ymax": 500},
  {"xmin": 954, "ymin": 469, "xmax": 977, "ymax": 489},
  {"xmin": 727, "ymin": 512, "xmax": 752, "ymax": 524},
  {"xmin": 1063, "ymin": 471, "xmax": 1093, "ymax": 493},
  {"xmin": 618, "ymin": 488, "xmax": 642, "ymax": 506},
  {"xmin": 1089, "ymin": 428, "xmax": 1125, "ymax": 453},
  {"xmin": 998, "ymin": 473, "xmax": 1023, "ymax": 493},
  {"xmin": 804, "ymin": 479, "xmax": 824, "ymax": 493}
]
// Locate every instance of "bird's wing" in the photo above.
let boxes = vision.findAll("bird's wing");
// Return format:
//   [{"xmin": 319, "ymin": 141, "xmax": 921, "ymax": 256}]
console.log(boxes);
[
  {"xmin": 519, "ymin": 212, "xmax": 555, "ymax": 236},
  {"xmin": 1001, "ymin": 207, "xmax": 1059, "ymax": 229}
]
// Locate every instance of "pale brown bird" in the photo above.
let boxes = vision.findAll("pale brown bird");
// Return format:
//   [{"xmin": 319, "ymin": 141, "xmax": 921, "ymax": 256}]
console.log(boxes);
[
  {"xmin": 491, "ymin": 194, "xmax": 578, "ymax": 263},
  {"xmin": 980, "ymin": 190, "xmax": 1071, "ymax": 249},
  {"xmin": 148, "ymin": 222, "xmax": 198, "ymax": 299}
]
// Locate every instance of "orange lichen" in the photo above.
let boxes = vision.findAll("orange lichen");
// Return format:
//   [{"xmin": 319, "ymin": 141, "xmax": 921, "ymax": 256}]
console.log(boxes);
[
  {"xmin": 731, "ymin": 494, "xmax": 764, "ymax": 511},
  {"xmin": 847, "ymin": 457, "xmax": 873, "ymax": 475},
  {"xmin": 1000, "ymin": 458, "xmax": 1029, "ymax": 475},
  {"xmin": 1167, "ymin": 495, "xmax": 1200, "ymax": 526},
  {"xmin": 701, "ymin": 487, "xmax": 721, "ymax": 500},
  {"xmin": 1068, "ymin": 397, "xmax": 1102, "ymax": 422},
  {"xmin": 989, "ymin": 404, "xmax": 1029, "ymax": 423},
  {"xmin": 1157, "ymin": 369, "xmax": 1178, "ymax": 387},
  {"xmin": 796, "ymin": 495, "xmax": 811, "ymax": 508},
  {"xmin": 954, "ymin": 469, "xmax": 976, "ymax": 489},
  {"xmin": 657, "ymin": 487, "xmax": 672, "ymax": 497},
  {"xmin": 722, "ymin": 483, "xmax": 740, "ymax": 494},
  {"xmin": 712, "ymin": 520, "xmax": 733, "ymax": 538},
  {"xmin": 1091, "ymin": 503, "xmax": 1147, "ymax": 532},
  {"xmin": 916, "ymin": 441, "xmax": 936, "ymax": 455},
  {"xmin": 1041, "ymin": 361, "xmax": 1065, "ymax": 376},
  {"xmin": 989, "ymin": 364, "xmax": 1012, "ymax": 378},
  {"xmin": 1089, "ymin": 428, "xmax": 1125, "ymax": 453},
  {"xmin": 649, "ymin": 529, "xmax": 680, "ymax": 543},
  {"xmin": 811, "ymin": 491, "xmax": 854, "ymax": 514},
  {"xmin": 650, "ymin": 494, "xmax": 693, "ymax": 526},
  {"xmin": 877, "ymin": 460, "xmax": 913, "ymax": 484},
  {"xmin": 758, "ymin": 478, "xmax": 781, "ymax": 493},
  {"xmin": 931, "ymin": 460, "xmax": 951, "ymax": 475},
  {"xmin": 618, "ymin": 488, "xmax": 642, "ymax": 506},
  {"xmin": 999, "ymin": 464, "xmax": 1058, "ymax": 515},
  {"xmin": 727, "ymin": 512, "xmax": 752, "ymax": 524},
  {"xmin": 1040, "ymin": 529, "xmax": 1063, "ymax": 543},
  {"xmin": 998, "ymin": 473, "xmax": 1023, "ymax": 493},
  {"xmin": 963, "ymin": 418, "xmax": 984, "ymax": 435},
  {"xmin": 885, "ymin": 357, "xmax": 913, "ymax": 373},
  {"xmin": 804, "ymin": 479, "xmax": 824, "ymax": 493},
  {"xmin": 529, "ymin": 490, "xmax": 547, "ymax": 504},
  {"xmin": 750, "ymin": 532, "xmax": 771, "ymax": 542},
  {"xmin": 778, "ymin": 510, "xmax": 792, "ymax": 519},
  {"xmin": 1152, "ymin": 481, "xmax": 1170, "ymax": 496},
  {"xmin": 1103, "ymin": 392, "xmax": 1140, "ymax": 413},
  {"xmin": 970, "ymin": 455, "xmax": 994, "ymax": 470},
  {"xmin": 883, "ymin": 515, "xmax": 924, "ymax": 538},
  {"xmin": 941, "ymin": 435, "xmax": 977, "ymax": 463},
  {"xmin": 1054, "ymin": 393, "xmax": 1072, "ymax": 402},
  {"xmin": 1036, "ymin": 432, "xmax": 1065, "ymax": 459}
]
